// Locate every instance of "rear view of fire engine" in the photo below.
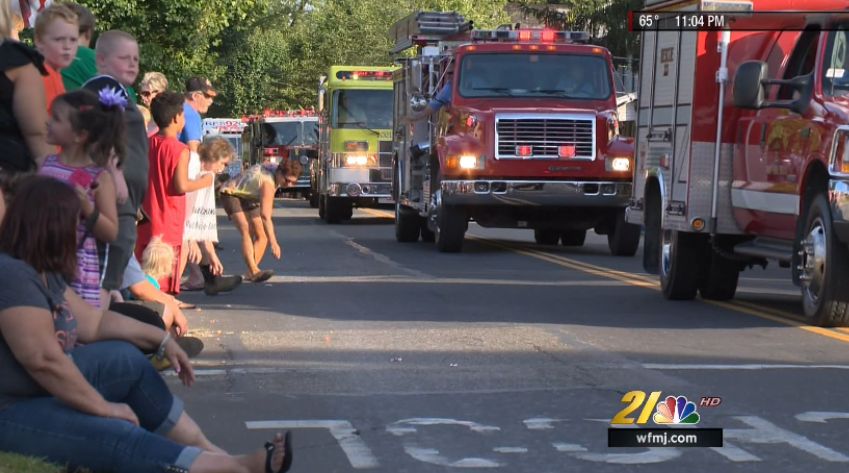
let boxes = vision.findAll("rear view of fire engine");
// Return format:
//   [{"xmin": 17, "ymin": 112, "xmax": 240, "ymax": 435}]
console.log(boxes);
[
  {"xmin": 391, "ymin": 12, "xmax": 641, "ymax": 253},
  {"xmin": 628, "ymin": 0, "xmax": 849, "ymax": 326}
]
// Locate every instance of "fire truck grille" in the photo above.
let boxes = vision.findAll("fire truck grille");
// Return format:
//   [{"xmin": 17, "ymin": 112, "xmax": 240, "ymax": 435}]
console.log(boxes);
[{"xmin": 495, "ymin": 116, "xmax": 596, "ymax": 160}]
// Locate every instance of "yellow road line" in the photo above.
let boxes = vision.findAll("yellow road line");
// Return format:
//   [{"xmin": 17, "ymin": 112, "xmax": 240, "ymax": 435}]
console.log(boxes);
[
  {"xmin": 349, "ymin": 207, "xmax": 849, "ymax": 342},
  {"xmin": 360, "ymin": 208, "xmax": 394, "ymax": 219},
  {"xmin": 471, "ymin": 238, "xmax": 849, "ymax": 344}
]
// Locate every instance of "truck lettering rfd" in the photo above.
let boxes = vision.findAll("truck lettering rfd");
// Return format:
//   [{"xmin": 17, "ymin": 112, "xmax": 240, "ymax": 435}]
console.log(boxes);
[
  {"xmin": 628, "ymin": 0, "xmax": 849, "ymax": 326},
  {"xmin": 391, "ymin": 12, "xmax": 641, "ymax": 253}
]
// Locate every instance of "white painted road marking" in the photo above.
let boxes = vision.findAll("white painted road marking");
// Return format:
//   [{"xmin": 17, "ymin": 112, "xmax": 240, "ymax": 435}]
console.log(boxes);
[
  {"xmin": 246, "ymin": 420, "xmax": 380, "ymax": 469},
  {"xmin": 723, "ymin": 416, "xmax": 849, "ymax": 462},
  {"xmin": 642, "ymin": 364, "xmax": 849, "ymax": 370},
  {"xmin": 388, "ymin": 418, "xmax": 503, "ymax": 468},
  {"xmin": 796, "ymin": 412, "xmax": 849, "ymax": 423},
  {"xmin": 242, "ymin": 414, "xmax": 849, "ymax": 467}
]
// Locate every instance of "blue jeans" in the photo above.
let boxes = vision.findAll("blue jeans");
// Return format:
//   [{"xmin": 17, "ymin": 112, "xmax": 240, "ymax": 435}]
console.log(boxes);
[{"xmin": 0, "ymin": 341, "xmax": 202, "ymax": 473}]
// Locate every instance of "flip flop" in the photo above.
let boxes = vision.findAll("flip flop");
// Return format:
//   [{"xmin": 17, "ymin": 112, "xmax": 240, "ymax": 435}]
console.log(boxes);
[
  {"xmin": 264, "ymin": 431, "xmax": 293, "ymax": 473},
  {"xmin": 246, "ymin": 269, "xmax": 274, "ymax": 283},
  {"xmin": 176, "ymin": 336, "xmax": 204, "ymax": 358},
  {"xmin": 180, "ymin": 282, "xmax": 204, "ymax": 292},
  {"xmin": 177, "ymin": 301, "xmax": 198, "ymax": 310}
]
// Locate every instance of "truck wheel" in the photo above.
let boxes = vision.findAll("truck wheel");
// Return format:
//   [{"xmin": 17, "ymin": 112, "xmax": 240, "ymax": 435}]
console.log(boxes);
[
  {"xmin": 699, "ymin": 249, "xmax": 740, "ymax": 301},
  {"xmin": 395, "ymin": 201, "xmax": 420, "ymax": 243},
  {"xmin": 420, "ymin": 219, "xmax": 435, "ymax": 242},
  {"xmin": 308, "ymin": 191, "xmax": 319, "ymax": 208},
  {"xmin": 318, "ymin": 194, "xmax": 326, "ymax": 220},
  {"xmin": 435, "ymin": 205, "xmax": 467, "ymax": 252},
  {"xmin": 534, "ymin": 229, "xmax": 560, "ymax": 245},
  {"xmin": 798, "ymin": 194, "xmax": 849, "ymax": 326},
  {"xmin": 608, "ymin": 208, "xmax": 641, "ymax": 256},
  {"xmin": 325, "ymin": 197, "xmax": 352, "ymax": 224},
  {"xmin": 660, "ymin": 229, "xmax": 706, "ymax": 300},
  {"xmin": 560, "ymin": 230, "xmax": 586, "ymax": 247}
]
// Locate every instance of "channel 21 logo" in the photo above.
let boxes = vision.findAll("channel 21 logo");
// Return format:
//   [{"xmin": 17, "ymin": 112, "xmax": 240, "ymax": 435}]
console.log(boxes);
[{"xmin": 611, "ymin": 391, "xmax": 722, "ymax": 425}]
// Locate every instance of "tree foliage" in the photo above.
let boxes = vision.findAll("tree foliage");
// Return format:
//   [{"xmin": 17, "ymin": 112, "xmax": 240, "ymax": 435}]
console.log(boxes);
[
  {"xmin": 76, "ymin": 0, "xmax": 510, "ymax": 116},
  {"xmin": 515, "ymin": 0, "xmax": 643, "ymax": 60}
]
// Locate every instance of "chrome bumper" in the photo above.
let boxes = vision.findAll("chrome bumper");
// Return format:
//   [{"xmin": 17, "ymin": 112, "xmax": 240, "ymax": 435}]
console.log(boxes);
[
  {"xmin": 441, "ymin": 180, "xmax": 631, "ymax": 207},
  {"xmin": 831, "ymin": 178, "xmax": 849, "ymax": 244},
  {"xmin": 327, "ymin": 182, "xmax": 392, "ymax": 198}
]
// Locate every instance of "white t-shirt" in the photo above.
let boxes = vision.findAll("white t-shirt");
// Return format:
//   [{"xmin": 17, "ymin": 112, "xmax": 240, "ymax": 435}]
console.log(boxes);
[{"xmin": 183, "ymin": 152, "xmax": 219, "ymax": 242}]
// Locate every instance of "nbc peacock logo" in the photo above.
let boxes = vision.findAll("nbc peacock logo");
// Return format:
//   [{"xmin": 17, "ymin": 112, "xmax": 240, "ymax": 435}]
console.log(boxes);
[{"xmin": 652, "ymin": 395, "xmax": 701, "ymax": 425}]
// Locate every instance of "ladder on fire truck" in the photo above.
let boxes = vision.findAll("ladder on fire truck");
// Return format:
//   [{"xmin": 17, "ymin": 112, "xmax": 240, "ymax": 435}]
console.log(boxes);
[{"xmin": 389, "ymin": 11, "xmax": 472, "ymax": 54}]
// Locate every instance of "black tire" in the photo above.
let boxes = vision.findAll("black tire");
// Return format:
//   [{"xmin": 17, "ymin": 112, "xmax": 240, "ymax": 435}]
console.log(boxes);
[
  {"xmin": 699, "ymin": 249, "xmax": 740, "ymax": 301},
  {"xmin": 534, "ymin": 229, "xmax": 560, "ymax": 245},
  {"xmin": 798, "ymin": 194, "xmax": 849, "ymax": 326},
  {"xmin": 325, "ymin": 197, "xmax": 352, "ymax": 224},
  {"xmin": 308, "ymin": 191, "xmax": 319, "ymax": 208},
  {"xmin": 318, "ymin": 194, "xmax": 326, "ymax": 220},
  {"xmin": 420, "ymin": 219, "xmax": 435, "ymax": 242},
  {"xmin": 560, "ymin": 230, "xmax": 587, "ymax": 247},
  {"xmin": 608, "ymin": 208, "xmax": 641, "ymax": 256},
  {"xmin": 395, "ymin": 201, "xmax": 420, "ymax": 243},
  {"xmin": 660, "ymin": 229, "xmax": 706, "ymax": 300},
  {"xmin": 435, "ymin": 205, "xmax": 467, "ymax": 252},
  {"xmin": 643, "ymin": 186, "xmax": 661, "ymax": 274}
]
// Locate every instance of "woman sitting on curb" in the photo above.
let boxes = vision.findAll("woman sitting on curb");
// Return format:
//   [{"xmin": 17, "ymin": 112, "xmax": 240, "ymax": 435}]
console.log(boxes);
[{"xmin": 0, "ymin": 176, "xmax": 292, "ymax": 473}]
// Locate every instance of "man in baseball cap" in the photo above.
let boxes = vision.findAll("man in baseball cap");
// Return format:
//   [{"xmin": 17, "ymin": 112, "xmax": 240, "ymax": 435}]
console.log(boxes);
[{"xmin": 185, "ymin": 75, "xmax": 217, "ymax": 99}]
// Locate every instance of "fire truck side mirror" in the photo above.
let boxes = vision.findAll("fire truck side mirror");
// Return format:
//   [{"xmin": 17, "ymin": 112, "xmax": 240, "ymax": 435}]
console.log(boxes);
[
  {"xmin": 733, "ymin": 61, "xmax": 768, "ymax": 109},
  {"xmin": 410, "ymin": 94, "xmax": 428, "ymax": 113}
]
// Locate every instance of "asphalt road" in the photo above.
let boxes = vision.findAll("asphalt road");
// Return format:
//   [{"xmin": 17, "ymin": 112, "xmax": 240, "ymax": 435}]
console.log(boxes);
[{"xmin": 171, "ymin": 198, "xmax": 849, "ymax": 473}]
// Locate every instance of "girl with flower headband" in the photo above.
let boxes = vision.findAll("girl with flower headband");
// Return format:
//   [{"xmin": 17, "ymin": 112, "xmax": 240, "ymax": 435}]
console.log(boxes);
[{"xmin": 39, "ymin": 88, "xmax": 125, "ymax": 308}]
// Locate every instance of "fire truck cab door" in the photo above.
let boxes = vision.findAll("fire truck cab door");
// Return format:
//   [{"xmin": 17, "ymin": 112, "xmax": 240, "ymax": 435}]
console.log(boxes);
[{"xmin": 733, "ymin": 29, "xmax": 820, "ymax": 239}]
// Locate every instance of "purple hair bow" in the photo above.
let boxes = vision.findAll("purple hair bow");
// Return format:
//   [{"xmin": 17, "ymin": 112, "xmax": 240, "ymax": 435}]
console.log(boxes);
[{"xmin": 98, "ymin": 87, "xmax": 128, "ymax": 111}]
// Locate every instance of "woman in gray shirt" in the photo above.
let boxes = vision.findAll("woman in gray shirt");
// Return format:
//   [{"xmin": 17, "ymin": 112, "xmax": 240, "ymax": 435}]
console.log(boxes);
[{"xmin": 0, "ymin": 176, "xmax": 291, "ymax": 473}]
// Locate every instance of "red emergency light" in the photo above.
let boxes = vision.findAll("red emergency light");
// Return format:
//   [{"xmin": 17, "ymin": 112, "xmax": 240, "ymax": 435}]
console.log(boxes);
[
  {"xmin": 336, "ymin": 70, "xmax": 393, "ymax": 81},
  {"xmin": 471, "ymin": 29, "xmax": 589, "ymax": 44},
  {"xmin": 558, "ymin": 145, "xmax": 576, "ymax": 158},
  {"xmin": 516, "ymin": 145, "xmax": 533, "ymax": 157}
]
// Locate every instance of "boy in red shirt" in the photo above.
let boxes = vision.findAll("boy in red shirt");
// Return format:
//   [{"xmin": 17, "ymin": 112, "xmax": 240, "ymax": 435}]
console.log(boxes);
[{"xmin": 136, "ymin": 91, "xmax": 213, "ymax": 294}]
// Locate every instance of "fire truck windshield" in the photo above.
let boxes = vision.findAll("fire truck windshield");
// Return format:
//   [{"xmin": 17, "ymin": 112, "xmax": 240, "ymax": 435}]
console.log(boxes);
[
  {"xmin": 333, "ymin": 89, "xmax": 393, "ymax": 130},
  {"xmin": 457, "ymin": 53, "xmax": 612, "ymax": 100},
  {"xmin": 261, "ymin": 121, "xmax": 318, "ymax": 146}
]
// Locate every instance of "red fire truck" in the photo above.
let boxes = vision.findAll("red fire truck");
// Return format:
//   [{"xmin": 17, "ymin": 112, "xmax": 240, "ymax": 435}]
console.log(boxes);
[
  {"xmin": 391, "ymin": 12, "xmax": 641, "ymax": 253},
  {"xmin": 241, "ymin": 109, "xmax": 319, "ymax": 198},
  {"xmin": 628, "ymin": 0, "xmax": 849, "ymax": 325}
]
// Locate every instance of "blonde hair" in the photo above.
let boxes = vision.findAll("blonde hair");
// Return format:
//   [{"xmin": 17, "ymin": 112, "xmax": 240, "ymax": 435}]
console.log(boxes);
[
  {"xmin": 34, "ymin": 4, "xmax": 78, "ymax": 40},
  {"xmin": 1, "ymin": 0, "xmax": 14, "ymax": 39},
  {"xmin": 140, "ymin": 71, "xmax": 168, "ymax": 93},
  {"xmin": 95, "ymin": 29, "xmax": 137, "ymax": 57},
  {"xmin": 141, "ymin": 236, "xmax": 175, "ymax": 281},
  {"xmin": 198, "ymin": 136, "xmax": 235, "ymax": 163}
]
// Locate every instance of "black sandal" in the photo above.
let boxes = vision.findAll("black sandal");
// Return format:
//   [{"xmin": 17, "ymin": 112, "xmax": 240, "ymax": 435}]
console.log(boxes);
[{"xmin": 264, "ymin": 431, "xmax": 293, "ymax": 473}]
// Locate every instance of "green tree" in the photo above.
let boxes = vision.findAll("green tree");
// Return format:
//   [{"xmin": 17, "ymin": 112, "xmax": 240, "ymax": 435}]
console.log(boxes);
[{"xmin": 515, "ymin": 0, "xmax": 642, "ymax": 59}]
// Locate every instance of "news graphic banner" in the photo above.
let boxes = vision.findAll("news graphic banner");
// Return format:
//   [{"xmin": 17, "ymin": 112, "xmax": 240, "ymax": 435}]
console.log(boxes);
[
  {"xmin": 609, "ymin": 391, "xmax": 723, "ymax": 448},
  {"xmin": 629, "ymin": 11, "xmax": 849, "ymax": 32}
]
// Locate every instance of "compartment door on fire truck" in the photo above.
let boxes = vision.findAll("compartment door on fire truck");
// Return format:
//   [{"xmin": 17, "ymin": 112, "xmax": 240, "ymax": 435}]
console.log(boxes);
[
  {"xmin": 733, "ymin": 29, "xmax": 820, "ymax": 240},
  {"xmin": 637, "ymin": 22, "xmax": 697, "ymax": 226}
]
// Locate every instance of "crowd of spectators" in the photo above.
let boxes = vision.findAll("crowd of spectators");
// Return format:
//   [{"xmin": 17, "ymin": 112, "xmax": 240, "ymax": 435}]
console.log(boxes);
[{"xmin": 0, "ymin": 1, "xmax": 293, "ymax": 471}]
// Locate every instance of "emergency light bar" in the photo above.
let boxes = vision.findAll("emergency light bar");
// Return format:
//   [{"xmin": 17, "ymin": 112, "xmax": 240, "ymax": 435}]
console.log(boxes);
[
  {"xmin": 471, "ymin": 29, "xmax": 590, "ymax": 44},
  {"xmin": 336, "ymin": 70, "xmax": 393, "ymax": 81}
]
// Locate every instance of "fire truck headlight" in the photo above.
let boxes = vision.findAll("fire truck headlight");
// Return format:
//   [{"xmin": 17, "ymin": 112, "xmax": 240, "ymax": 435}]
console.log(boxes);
[
  {"xmin": 345, "ymin": 155, "xmax": 369, "ymax": 166},
  {"xmin": 459, "ymin": 155, "xmax": 481, "ymax": 169},
  {"xmin": 607, "ymin": 157, "xmax": 631, "ymax": 172}
]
